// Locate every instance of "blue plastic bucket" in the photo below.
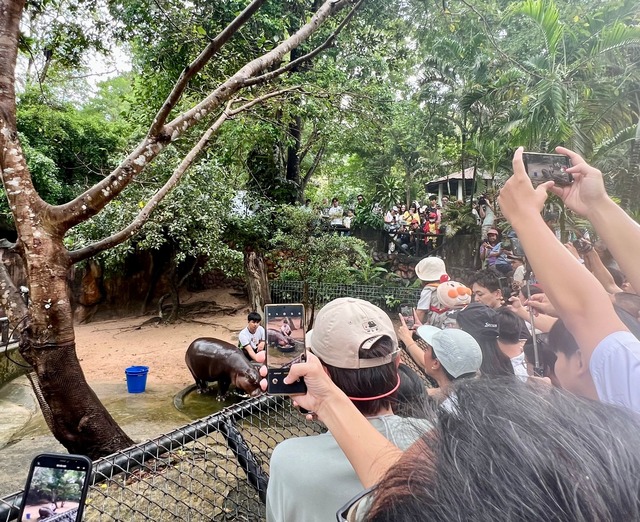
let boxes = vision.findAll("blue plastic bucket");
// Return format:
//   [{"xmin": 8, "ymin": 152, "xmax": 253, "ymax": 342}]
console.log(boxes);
[{"xmin": 125, "ymin": 366, "xmax": 149, "ymax": 393}]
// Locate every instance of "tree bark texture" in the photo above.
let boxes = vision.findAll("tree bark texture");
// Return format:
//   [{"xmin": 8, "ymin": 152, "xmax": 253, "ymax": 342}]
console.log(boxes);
[
  {"xmin": 0, "ymin": 0, "xmax": 357, "ymax": 456},
  {"xmin": 244, "ymin": 250, "xmax": 271, "ymax": 316}
]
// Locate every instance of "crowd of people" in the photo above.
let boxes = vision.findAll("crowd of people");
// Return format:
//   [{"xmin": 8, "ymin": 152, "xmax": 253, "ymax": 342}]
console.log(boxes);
[
  {"xmin": 249, "ymin": 146, "xmax": 640, "ymax": 521},
  {"xmin": 382, "ymin": 195, "xmax": 448, "ymax": 255}
]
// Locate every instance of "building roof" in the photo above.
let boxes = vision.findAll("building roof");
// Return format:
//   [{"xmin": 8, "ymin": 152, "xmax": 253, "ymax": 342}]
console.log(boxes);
[{"xmin": 426, "ymin": 167, "xmax": 493, "ymax": 187}]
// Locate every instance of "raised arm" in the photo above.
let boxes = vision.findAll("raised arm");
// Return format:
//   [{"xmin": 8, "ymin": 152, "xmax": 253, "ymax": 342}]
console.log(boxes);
[
  {"xmin": 582, "ymin": 249, "xmax": 623, "ymax": 294},
  {"xmin": 260, "ymin": 353, "xmax": 401, "ymax": 488},
  {"xmin": 497, "ymin": 148, "xmax": 626, "ymax": 357},
  {"xmin": 551, "ymin": 147, "xmax": 640, "ymax": 296}
]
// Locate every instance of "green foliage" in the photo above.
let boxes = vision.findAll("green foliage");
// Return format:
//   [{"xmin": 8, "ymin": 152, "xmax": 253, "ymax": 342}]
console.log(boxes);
[
  {"xmin": 269, "ymin": 205, "xmax": 366, "ymax": 285},
  {"xmin": 374, "ymin": 176, "xmax": 404, "ymax": 211},
  {"xmin": 351, "ymin": 205, "xmax": 385, "ymax": 231},
  {"xmin": 17, "ymin": 89, "xmax": 129, "ymax": 203},
  {"xmin": 68, "ymin": 157, "xmax": 240, "ymax": 276},
  {"xmin": 348, "ymin": 255, "xmax": 401, "ymax": 286},
  {"xmin": 441, "ymin": 202, "xmax": 481, "ymax": 237}
]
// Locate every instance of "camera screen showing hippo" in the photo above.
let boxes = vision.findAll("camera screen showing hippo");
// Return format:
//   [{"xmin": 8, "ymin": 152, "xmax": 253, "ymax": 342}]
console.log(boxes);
[{"xmin": 185, "ymin": 338, "xmax": 261, "ymax": 399}]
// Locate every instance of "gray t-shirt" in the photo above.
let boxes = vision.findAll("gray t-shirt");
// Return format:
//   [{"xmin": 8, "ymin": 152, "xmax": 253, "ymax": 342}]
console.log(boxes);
[
  {"xmin": 590, "ymin": 331, "xmax": 640, "ymax": 413},
  {"xmin": 266, "ymin": 415, "xmax": 431, "ymax": 522},
  {"xmin": 238, "ymin": 325, "xmax": 265, "ymax": 350}
]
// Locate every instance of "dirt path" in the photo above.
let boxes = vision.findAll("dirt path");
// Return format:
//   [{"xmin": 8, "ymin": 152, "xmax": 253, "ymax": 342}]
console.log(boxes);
[{"xmin": 75, "ymin": 288, "xmax": 250, "ymax": 388}]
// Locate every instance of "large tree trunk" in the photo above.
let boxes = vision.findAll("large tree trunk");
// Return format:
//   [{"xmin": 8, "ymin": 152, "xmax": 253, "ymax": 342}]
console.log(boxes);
[
  {"xmin": 0, "ymin": 0, "xmax": 359, "ymax": 456},
  {"xmin": 244, "ymin": 250, "xmax": 271, "ymax": 315},
  {"xmin": 16, "ymin": 241, "xmax": 134, "ymax": 457},
  {"xmin": 0, "ymin": 0, "xmax": 134, "ymax": 457}
]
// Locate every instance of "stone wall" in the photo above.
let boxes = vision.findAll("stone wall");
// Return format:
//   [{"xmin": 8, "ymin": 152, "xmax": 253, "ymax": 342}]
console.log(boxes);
[{"xmin": 371, "ymin": 234, "xmax": 480, "ymax": 286}]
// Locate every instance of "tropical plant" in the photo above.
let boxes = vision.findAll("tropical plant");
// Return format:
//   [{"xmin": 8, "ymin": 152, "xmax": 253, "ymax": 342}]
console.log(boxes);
[
  {"xmin": 374, "ymin": 175, "xmax": 405, "ymax": 211},
  {"xmin": 441, "ymin": 202, "xmax": 481, "ymax": 237}
]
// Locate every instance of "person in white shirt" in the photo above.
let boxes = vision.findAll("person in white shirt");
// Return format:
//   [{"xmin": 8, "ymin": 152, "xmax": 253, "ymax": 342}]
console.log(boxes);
[{"xmin": 328, "ymin": 197, "xmax": 344, "ymax": 226}]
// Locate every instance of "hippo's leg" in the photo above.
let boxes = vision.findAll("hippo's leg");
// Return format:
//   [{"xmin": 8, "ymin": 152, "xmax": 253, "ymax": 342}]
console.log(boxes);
[
  {"xmin": 195, "ymin": 379, "xmax": 208, "ymax": 393},
  {"xmin": 217, "ymin": 376, "xmax": 231, "ymax": 401}
]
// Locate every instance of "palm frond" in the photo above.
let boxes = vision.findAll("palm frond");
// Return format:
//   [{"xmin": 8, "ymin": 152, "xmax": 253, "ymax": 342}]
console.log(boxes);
[{"xmin": 513, "ymin": 0, "xmax": 563, "ymax": 62}]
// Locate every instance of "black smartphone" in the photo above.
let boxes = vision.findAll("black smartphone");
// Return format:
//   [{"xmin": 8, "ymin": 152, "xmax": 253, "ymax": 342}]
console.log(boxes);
[
  {"xmin": 400, "ymin": 305, "xmax": 415, "ymax": 329},
  {"xmin": 19, "ymin": 453, "xmax": 92, "ymax": 522},
  {"xmin": 522, "ymin": 152, "xmax": 573, "ymax": 187},
  {"xmin": 265, "ymin": 303, "xmax": 307, "ymax": 395}
]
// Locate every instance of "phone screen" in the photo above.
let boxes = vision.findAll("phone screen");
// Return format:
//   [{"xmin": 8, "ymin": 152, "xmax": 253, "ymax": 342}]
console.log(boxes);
[
  {"xmin": 265, "ymin": 304, "xmax": 306, "ymax": 395},
  {"xmin": 19, "ymin": 454, "xmax": 92, "ymax": 522},
  {"xmin": 400, "ymin": 305, "xmax": 415, "ymax": 329},
  {"xmin": 522, "ymin": 152, "xmax": 572, "ymax": 187}
]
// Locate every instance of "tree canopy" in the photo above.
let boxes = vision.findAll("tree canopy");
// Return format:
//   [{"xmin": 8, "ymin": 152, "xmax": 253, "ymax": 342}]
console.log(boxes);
[{"xmin": 1, "ymin": 0, "xmax": 639, "ymax": 455}]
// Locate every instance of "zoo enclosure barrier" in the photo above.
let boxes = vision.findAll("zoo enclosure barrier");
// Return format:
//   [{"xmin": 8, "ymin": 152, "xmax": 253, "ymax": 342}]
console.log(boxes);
[
  {"xmin": 0, "ymin": 395, "xmax": 324, "ymax": 522},
  {"xmin": 0, "ymin": 353, "xmax": 430, "ymax": 522},
  {"xmin": 270, "ymin": 281, "xmax": 422, "ymax": 311}
]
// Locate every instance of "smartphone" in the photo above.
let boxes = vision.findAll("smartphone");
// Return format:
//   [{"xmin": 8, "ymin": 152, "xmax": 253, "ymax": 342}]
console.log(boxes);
[
  {"xmin": 265, "ymin": 304, "xmax": 307, "ymax": 395},
  {"xmin": 400, "ymin": 305, "xmax": 415, "ymax": 329},
  {"xmin": 522, "ymin": 152, "xmax": 573, "ymax": 187},
  {"xmin": 18, "ymin": 453, "xmax": 92, "ymax": 522}
]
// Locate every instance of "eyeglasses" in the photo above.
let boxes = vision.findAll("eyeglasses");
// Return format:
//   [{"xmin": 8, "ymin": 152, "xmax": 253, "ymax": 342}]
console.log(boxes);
[{"xmin": 336, "ymin": 486, "xmax": 376, "ymax": 521}]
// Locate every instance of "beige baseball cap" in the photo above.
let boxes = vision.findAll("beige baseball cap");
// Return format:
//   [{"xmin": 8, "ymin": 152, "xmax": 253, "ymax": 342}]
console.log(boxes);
[{"xmin": 306, "ymin": 297, "xmax": 398, "ymax": 369}]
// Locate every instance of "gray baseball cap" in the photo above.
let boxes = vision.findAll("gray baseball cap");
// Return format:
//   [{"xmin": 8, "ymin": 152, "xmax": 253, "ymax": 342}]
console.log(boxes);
[{"xmin": 416, "ymin": 325, "xmax": 483, "ymax": 378}]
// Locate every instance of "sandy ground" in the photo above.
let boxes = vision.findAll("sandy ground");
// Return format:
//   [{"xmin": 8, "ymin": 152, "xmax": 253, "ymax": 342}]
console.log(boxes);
[
  {"xmin": 75, "ymin": 288, "xmax": 251, "ymax": 388},
  {"xmin": 0, "ymin": 288, "xmax": 253, "ymax": 496}
]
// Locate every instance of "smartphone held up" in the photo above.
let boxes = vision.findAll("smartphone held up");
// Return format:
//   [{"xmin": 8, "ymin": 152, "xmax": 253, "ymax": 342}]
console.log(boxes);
[
  {"xmin": 522, "ymin": 152, "xmax": 573, "ymax": 187},
  {"xmin": 265, "ymin": 304, "xmax": 307, "ymax": 395},
  {"xmin": 19, "ymin": 453, "xmax": 92, "ymax": 522},
  {"xmin": 400, "ymin": 305, "xmax": 415, "ymax": 329}
]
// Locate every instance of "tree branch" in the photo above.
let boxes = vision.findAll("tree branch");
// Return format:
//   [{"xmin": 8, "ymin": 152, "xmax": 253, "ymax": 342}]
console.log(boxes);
[
  {"xmin": 69, "ymin": 87, "xmax": 301, "ymax": 263},
  {"xmin": 303, "ymin": 141, "xmax": 326, "ymax": 185},
  {"xmin": 298, "ymin": 125, "xmax": 321, "ymax": 164},
  {"xmin": 148, "ymin": 0, "xmax": 268, "ymax": 136},
  {"xmin": 54, "ymin": 0, "xmax": 353, "ymax": 233},
  {"xmin": 244, "ymin": 0, "xmax": 365, "ymax": 88}
]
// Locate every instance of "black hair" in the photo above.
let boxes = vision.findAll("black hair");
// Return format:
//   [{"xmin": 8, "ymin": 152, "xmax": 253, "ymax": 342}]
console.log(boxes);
[
  {"xmin": 429, "ymin": 195, "xmax": 437, "ymax": 201},
  {"xmin": 469, "ymin": 268, "xmax": 502, "ymax": 293},
  {"xmin": 523, "ymin": 336, "xmax": 557, "ymax": 379},
  {"xmin": 393, "ymin": 363, "xmax": 428, "ymax": 418},
  {"xmin": 519, "ymin": 284, "xmax": 544, "ymax": 300},
  {"xmin": 476, "ymin": 336, "xmax": 514, "ymax": 377},
  {"xmin": 367, "ymin": 378, "xmax": 640, "ymax": 521},
  {"xmin": 247, "ymin": 311, "xmax": 262, "ymax": 323},
  {"xmin": 497, "ymin": 308, "xmax": 528, "ymax": 344},
  {"xmin": 332, "ymin": 197, "xmax": 339, "ymax": 203},
  {"xmin": 323, "ymin": 336, "xmax": 399, "ymax": 416},
  {"xmin": 547, "ymin": 319, "xmax": 579, "ymax": 357}
]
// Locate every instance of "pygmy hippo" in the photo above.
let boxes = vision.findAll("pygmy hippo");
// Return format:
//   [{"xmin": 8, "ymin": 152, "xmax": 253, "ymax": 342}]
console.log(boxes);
[{"xmin": 185, "ymin": 338, "xmax": 261, "ymax": 398}]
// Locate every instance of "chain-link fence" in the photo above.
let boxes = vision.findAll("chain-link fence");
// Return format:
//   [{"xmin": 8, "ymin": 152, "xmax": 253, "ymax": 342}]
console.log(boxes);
[
  {"xmin": 270, "ymin": 281, "xmax": 422, "ymax": 311},
  {"xmin": 0, "ymin": 395, "xmax": 323, "ymax": 522},
  {"xmin": 1, "ymin": 348, "xmax": 429, "ymax": 522}
]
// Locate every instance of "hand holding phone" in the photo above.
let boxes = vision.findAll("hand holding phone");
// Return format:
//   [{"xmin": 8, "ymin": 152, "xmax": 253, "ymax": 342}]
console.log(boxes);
[
  {"xmin": 522, "ymin": 152, "xmax": 573, "ymax": 187},
  {"xmin": 19, "ymin": 453, "xmax": 92, "ymax": 522},
  {"xmin": 265, "ymin": 304, "xmax": 307, "ymax": 395},
  {"xmin": 400, "ymin": 305, "xmax": 415, "ymax": 329}
]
